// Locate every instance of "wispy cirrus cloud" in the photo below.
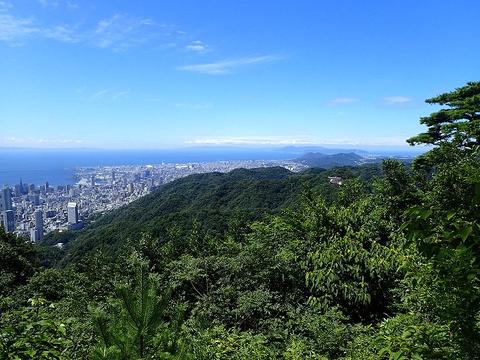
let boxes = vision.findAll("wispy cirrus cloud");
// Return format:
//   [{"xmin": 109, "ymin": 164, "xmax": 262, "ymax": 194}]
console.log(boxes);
[
  {"xmin": 0, "ymin": 4, "xmax": 39, "ymax": 43},
  {"xmin": 37, "ymin": 0, "xmax": 79, "ymax": 9},
  {"xmin": 38, "ymin": 0, "xmax": 58, "ymax": 7},
  {"xmin": 92, "ymin": 14, "xmax": 157, "ymax": 51},
  {"xmin": 176, "ymin": 55, "xmax": 282, "ymax": 75},
  {"xmin": 43, "ymin": 24, "xmax": 79, "ymax": 43},
  {"xmin": 327, "ymin": 97, "xmax": 358, "ymax": 105},
  {"xmin": 174, "ymin": 102, "xmax": 213, "ymax": 109},
  {"xmin": 185, "ymin": 40, "xmax": 209, "ymax": 53},
  {"xmin": 0, "ymin": 1, "xmax": 82, "ymax": 44},
  {"xmin": 0, "ymin": 3, "xmax": 177, "ymax": 51},
  {"xmin": 91, "ymin": 88, "xmax": 130, "ymax": 100},
  {"xmin": 383, "ymin": 96, "xmax": 413, "ymax": 105}
]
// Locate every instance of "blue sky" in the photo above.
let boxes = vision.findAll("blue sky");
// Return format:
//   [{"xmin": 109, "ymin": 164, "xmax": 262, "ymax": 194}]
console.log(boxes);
[{"xmin": 0, "ymin": 0, "xmax": 479, "ymax": 149}]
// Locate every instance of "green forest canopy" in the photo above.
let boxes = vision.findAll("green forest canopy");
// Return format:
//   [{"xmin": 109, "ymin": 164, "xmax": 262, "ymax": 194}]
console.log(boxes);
[{"xmin": 1, "ymin": 81, "xmax": 480, "ymax": 359}]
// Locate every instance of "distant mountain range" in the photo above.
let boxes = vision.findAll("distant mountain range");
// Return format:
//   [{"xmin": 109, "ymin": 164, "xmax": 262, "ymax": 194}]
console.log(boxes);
[
  {"xmin": 280, "ymin": 146, "xmax": 370, "ymax": 156},
  {"xmin": 294, "ymin": 151, "xmax": 415, "ymax": 168},
  {"xmin": 280, "ymin": 145, "xmax": 426, "ymax": 158},
  {"xmin": 294, "ymin": 152, "xmax": 366, "ymax": 168}
]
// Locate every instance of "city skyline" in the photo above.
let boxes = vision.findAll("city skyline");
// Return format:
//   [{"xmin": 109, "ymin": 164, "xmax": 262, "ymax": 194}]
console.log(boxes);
[
  {"xmin": 0, "ymin": 158, "xmax": 307, "ymax": 239},
  {"xmin": 1, "ymin": 1, "xmax": 479, "ymax": 149}
]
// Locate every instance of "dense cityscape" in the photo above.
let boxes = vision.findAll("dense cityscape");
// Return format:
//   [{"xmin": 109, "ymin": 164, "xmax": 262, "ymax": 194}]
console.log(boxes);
[{"xmin": 0, "ymin": 159, "xmax": 306, "ymax": 244}]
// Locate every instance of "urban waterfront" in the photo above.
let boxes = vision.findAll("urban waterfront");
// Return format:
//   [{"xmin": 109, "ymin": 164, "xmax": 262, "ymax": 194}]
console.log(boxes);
[
  {"xmin": 0, "ymin": 148, "xmax": 304, "ymax": 187},
  {"xmin": 0, "ymin": 159, "xmax": 306, "ymax": 243}
]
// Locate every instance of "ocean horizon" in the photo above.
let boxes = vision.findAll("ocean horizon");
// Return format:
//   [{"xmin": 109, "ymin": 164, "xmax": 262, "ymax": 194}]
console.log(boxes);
[
  {"xmin": 0, "ymin": 146, "xmax": 424, "ymax": 187},
  {"xmin": 0, "ymin": 147, "xmax": 300, "ymax": 187}
]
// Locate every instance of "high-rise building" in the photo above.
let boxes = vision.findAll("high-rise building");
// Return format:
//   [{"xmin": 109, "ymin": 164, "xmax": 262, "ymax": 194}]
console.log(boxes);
[
  {"xmin": 32, "ymin": 193, "xmax": 40, "ymax": 206},
  {"xmin": 67, "ymin": 202, "xmax": 78, "ymax": 224},
  {"xmin": 21, "ymin": 182, "xmax": 28, "ymax": 195},
  {"xmin": 2, "ymin": 210, "xmax": 15, "ymax": 233},
  {"xmin": 30, "ymin": 228, "xmax": 40, "ymax": 242},
  {"xmin": 0, "ymin": 187, "xmax": 12, "ymax": 212},
  {"xmin": 91, "ymin": 175, "xmax": 95, "ymax": 187},
  {"xmin": 34, "ymin": 209, "xmax": 44, "ymax": 241}
]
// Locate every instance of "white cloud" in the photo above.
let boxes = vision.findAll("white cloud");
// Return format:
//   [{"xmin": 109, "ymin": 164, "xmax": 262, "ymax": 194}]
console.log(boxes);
[
  {"xmin": 0, "ymin": 136, "xmax": 86, "ymax": 147},
  {"xmin": 185, "ymin": 40, "xmax": 209, "ymax": 53},
  {"xmin": 0, "ymin": 5, "xmax": 171, "ymax": 51},
  {"xmin": 38, "ymin": 0, "xmax": 59, "ymax": 7},
  {"xmin": 92, "ymin": 14, "xmax": 156, "ymax": 51},
  {"xmin": 327, "ymin": 97, "xmax": 358, "ymax": 105},
  {"xmin": 186, "ymin": 136, "xmax": 313, "ymax": 146},
  {"xmin": 0, "ymin": 3, "xmax": 79, "ymax": 44},
  {"xmin": 176, "ymin": 55, "xmax": 282, "ymax": 75},
  {"xmin": 111, "ymin": 91, "xmax": 129, "ymax": 100},
  {"xmin": 91, "ymin": 89, "xmax": 130, "ymax": 100},
  {"xmin": 0, "ymin": 7, "xmax": 39, "ymax": 43},
  {"xmin": 43, "ymin": 25, "xmax": 79, "ymax": 43},
  {"xmin": 174, "ymin": 102, "xmax": 213, "ymax": 109},
  {"xmin": 93, "ymin": 89, "xmax": 109, "ymax": 98},
  {"xmin": 37, "ymin": 0, "xmax": 79, "ymax": 9},
  {"xmin": 186, "ymin": 135, "xmax": 411, "ymax": 147},
  {"xmin": 383, "ymin": 96, "xmax": 412, "ymax": 105}
]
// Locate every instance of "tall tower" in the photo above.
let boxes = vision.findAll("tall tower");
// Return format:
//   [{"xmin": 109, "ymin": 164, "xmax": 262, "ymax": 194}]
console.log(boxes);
[
  {"xmin": 34, "ymin": 209, "xmax": 44, "ymax": 241},
  {"xmin": 67, "ymin": 202, "xmax": 78, "ymax": 224},
  {"xmin": 0, "ymin": 187, "xmax": 12, "ymax": 212},
  {"xmin": 2, "ymin": 210, "xmax": 15, "ymax": 233}
]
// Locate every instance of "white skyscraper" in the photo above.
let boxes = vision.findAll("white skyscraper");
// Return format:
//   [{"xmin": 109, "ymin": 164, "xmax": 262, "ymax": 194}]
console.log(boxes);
[
  {"xmin": 30, "ymin": 228, "xmax": 40, "ymax": 242},
  {"xmin": 34, "ymin": 209, "xmax": 44, "ymax": 241},
  {"xmin": 67, "ymin": 202, "xmax": 78, "ymax": 224}
]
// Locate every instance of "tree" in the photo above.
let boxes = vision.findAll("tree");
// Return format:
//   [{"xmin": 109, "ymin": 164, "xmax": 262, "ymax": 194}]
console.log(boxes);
[
  {"xmin": 402, "ymin": 82, "xmax": 480, "ymax": 358},
  {"xmin": 0, "ymin": 227, "xmax": 38, "ymax": 296},
  {"xmin": 91, "ymin": 256, "xmax": 187, "ymax": 359},
  {"xmin": 407, "ymin": 81, "xmax": 480, "ymax": 148}
]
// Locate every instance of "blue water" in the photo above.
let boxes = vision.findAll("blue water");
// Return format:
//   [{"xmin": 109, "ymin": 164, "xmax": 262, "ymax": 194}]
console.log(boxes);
[{"xmin": 0, "ymin": 148, "xmax": 298, "ymax": 186}]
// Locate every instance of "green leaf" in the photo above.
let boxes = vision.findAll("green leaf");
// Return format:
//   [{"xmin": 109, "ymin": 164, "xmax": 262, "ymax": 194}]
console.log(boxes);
[{"xmin": 459, "ymin": 225, "xmax": 473, "ymax": 241}]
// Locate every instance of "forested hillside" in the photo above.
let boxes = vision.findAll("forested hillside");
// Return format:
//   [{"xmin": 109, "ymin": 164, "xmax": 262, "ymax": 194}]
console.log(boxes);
[
  {"xmin": 295, "ymin": 152, "xmax": 364, "ymax": 168},
  {"xmin": 1, "ymin": 82, "xmax": 480, "ymax": 359},
  {"xmin": 44, "ymin": 165, "xmax": 378, "ymax": 264}
]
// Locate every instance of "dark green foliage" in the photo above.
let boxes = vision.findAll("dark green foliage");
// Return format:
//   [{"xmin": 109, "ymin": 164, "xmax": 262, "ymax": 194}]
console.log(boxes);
[
  {"xmin": 90, "ymin": 257, "xmax": 187, "ymax": 359},
  {"xmin": 46, "ymin": 165, "xmax": 379, "ymax": 264},
  {"xmin": 0, "ymin": 298, "xmax": 74, "ymax": 359},
  {"xmin": 3, "ymin": 82, "xmax": 480, "ymax": 358},
  {"xmin": 304, "ymin": 193, "xmax": 399, "ymax": 322},
  {"xmin": 186, "ymin": 325, "xmax": 274, "ymax": 359},
  {"xmin": 0, "ymin": 228, "xmax": 38, "ymax": 296},
  {"xmin": 407, "ymin": 81, "xmax": 480, "ymax": 148}
]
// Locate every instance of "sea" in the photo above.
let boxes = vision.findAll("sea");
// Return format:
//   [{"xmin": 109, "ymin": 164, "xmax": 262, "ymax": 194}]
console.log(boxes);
[{"xmin": 0, "ymin": 148, "xmax": 300, "ymax": 187}]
